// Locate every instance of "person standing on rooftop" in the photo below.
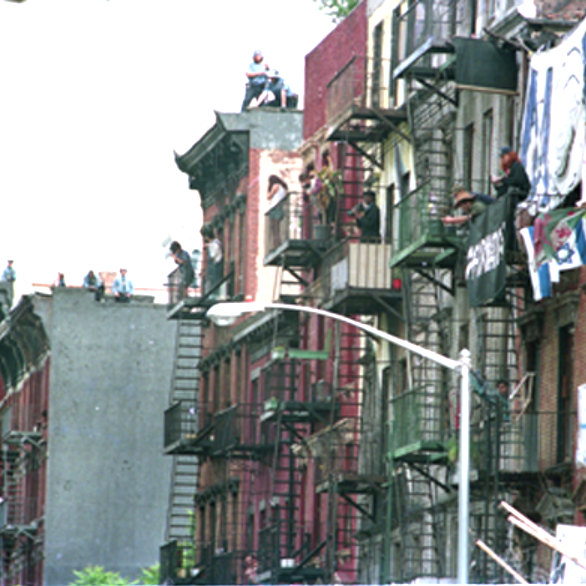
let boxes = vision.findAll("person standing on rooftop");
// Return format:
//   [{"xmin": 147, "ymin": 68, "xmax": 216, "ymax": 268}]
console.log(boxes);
[
  {"xmin": 1, "ymin": 260, "xmax": 16, "ymax": 307},
  {"xmin": 241, "ymin": 49, "xmax": 270, "ymax": 110}
]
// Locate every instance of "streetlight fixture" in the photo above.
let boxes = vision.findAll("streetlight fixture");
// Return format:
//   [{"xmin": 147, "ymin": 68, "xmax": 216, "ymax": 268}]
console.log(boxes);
[{"xmin": 206, "ymin": 301, "xmax": 472, "ymax": 584}]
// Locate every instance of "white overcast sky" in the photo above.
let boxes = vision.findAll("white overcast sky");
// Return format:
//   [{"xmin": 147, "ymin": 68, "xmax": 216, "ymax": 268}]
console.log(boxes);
[{"xmin": 0, "ymin": 0, "xmax": 334, "ymax": 299}]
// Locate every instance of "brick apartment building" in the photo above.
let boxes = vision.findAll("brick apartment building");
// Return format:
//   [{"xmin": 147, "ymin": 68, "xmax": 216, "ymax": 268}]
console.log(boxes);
[{"xmin": 164, "ymin": 0, "xmax": 586, "ymax": 584}]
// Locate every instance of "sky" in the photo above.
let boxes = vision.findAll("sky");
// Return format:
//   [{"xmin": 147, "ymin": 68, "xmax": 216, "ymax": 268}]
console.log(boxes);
[{"xmin": 0, "ymin": 0, "xmax": 335, "ymax": 300}]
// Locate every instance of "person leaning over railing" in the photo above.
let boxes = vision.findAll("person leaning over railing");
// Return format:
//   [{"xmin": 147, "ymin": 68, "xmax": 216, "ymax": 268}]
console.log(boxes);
[
  {"xmin": 169, "ymin": 240, "xmax": 195, "ymax": 300},
  {"xmin": 442, "ymin": 188, "xmax": 489, "ymax": 226}
]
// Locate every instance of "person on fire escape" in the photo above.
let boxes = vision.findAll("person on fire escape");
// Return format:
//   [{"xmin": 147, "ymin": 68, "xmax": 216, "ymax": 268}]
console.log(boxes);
[
  {"xmin": 491, "ymin": 145, "xmax": 531, "ymax": 201},
  {"xmin": 442, "ymin": 186, "xmax": 488, "ymax": 226}
]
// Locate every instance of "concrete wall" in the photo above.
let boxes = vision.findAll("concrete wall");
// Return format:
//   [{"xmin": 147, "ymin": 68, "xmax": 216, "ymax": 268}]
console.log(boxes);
[{"xmin": 43, "ymin": 288, "xmax": 176, "ymax": 585}]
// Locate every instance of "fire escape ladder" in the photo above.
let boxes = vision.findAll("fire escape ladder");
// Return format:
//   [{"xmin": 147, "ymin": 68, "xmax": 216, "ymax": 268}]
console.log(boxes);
[
  {"xmin": 407, "ymin": 82, "xmax": 456, "ymax": 198},
  {"xmin": 402, "ymin": 269, "xmax": 450, "ymax": 391},
  {"xmin": 338, "ymin": 140, "xmax": 381, "ymax": 216},
  {"xmin": 0, "ymin": 442, "xmax": 40, "ymax": 586},
  {"xmin": 324, "ymin": 474, "xmax": 340, "ymax": 583},
  {"xmin": 469, "ymin": 298, "xmax": 526, "ymax": 583},
  {"xmin": 165, "ymin": 318, "xmax": 202, "ymax": 543},
  {"xmin": 400, "ymin": 462, "xmax": 446, "ymax": 581},
  {"xmin": 272, "ymin": 256, "xmax": 307, "ymax": 303},
  {"xmin": 260, "ymin": 357, "xmax": 311, "ymax": 582},
  {"xmin": 319, "ymin": 325, "xmax": 370, "ymax": 585},
  {"xmin": 338, "ymin": 142, "xmax": 365, "ymax": 217},
  {"xmin": 389, "ymin": 267, "xmax": 450, "ymax": 582}
]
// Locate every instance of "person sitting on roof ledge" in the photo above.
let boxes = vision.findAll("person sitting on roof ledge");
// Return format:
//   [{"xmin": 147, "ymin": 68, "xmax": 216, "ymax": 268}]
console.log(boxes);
[{"xmin": 248, "ymin": 70, "xmax": 298, "ymax": 109}]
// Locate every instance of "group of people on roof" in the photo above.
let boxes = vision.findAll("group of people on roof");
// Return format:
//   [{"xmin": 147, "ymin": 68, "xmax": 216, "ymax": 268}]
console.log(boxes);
[{"xmin": 241, "ymin": 50, "xmax": 298, "ymax": 111}]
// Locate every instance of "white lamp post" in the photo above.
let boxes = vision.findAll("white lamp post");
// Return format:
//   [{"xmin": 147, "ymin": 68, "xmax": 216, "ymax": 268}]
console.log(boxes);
[{"xmin": 206, "ymin": 301, "xmax": 472, "ymax": 584}]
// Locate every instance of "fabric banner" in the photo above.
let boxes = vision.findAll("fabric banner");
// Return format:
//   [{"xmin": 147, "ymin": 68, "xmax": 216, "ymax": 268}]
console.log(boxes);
[
  {"xmin": 520, "ymin": 207, "xmax": 586, "ymax": 300},
  {"xmin": 453, "ymin": 37, "xmax": 517, "ymax": 92},
  {"xmin": 550, "ymin": 524, "xmax": 586, "ymax": 583},
  {"xmin": 519, "ymin": 18, "xmax": 586, "ymax": 212},
  {"xmin": 465, "ymin": 195, "xmax": 512, "ymax": 307},
  {"xmin": 519, "ymin": 226, "xmax": 553, "ymax": 302},
  {"xmin": 533, "ymin": 206, "xmax": 586, "ymax": 269}
]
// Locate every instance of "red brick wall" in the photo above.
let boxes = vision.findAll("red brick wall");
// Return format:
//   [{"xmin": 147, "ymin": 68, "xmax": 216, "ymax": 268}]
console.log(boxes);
[
  {"xmin": 536, "ymin": 0, "xmax": 586, "ymax": 19},
  {"xmin": 533, "ymin": 271, "xmax": 586, "ymax": 474},
  {"xmin": 536, "ymin": 308, "xmax": 559, "ymax": 469},
  {"xmin": 303, "ymin": 1, "xmax": 367, "ymax": 140}
]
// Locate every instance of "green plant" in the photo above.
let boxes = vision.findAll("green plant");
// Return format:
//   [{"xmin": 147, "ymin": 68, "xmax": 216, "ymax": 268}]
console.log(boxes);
[
  {"xmin": 445, "ymin": 436, "xmax": 482, "ymax": 467},
  {"xmin": 315, "ymin": 168, "xmax": 343, "ymax": 222},
  {"xmin": 69, "ymin": 565, "xmax": 137, "ymax": 586},
  {"xmin": 178, "ymin": 509, "xmax": 197, "ymax": 571},
  {"xmin": 312, "ymin": 0, "xmax": 360, "ymax": 21},
  {"xmin": 139, "ymin": 564, "xmax": 160, "ymax": 585}
]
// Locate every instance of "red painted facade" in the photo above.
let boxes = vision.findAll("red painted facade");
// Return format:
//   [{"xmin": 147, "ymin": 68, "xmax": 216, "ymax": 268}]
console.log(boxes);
[
  {"xmin": 0, "ymin": 298, "xmax": 50, "ymax": 586},
  {"xmin": 303, "ymin": 2, "xmax": 367, "ymax": 141}
]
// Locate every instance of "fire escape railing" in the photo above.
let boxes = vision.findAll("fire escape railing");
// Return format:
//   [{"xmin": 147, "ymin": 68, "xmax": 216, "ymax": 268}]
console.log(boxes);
[{"xmin": 325, "ymin": 56, "xmax": 393, "ymax": 128}]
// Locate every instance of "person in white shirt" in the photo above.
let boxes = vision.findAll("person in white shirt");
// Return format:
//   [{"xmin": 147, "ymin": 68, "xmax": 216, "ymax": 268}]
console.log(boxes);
[{"xmin": 112, "ymin": 268, "xmax": 134, "ymax": 302}]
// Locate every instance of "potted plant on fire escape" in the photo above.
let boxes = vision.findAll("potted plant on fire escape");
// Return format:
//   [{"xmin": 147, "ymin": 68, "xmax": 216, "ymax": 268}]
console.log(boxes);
[{"xmin": 310, "ymin": 150, "xmax": 343, "ymax": 240}]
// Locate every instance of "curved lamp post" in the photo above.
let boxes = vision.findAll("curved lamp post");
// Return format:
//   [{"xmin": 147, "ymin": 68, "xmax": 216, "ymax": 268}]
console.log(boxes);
[{"xmin": 206, "ymin": 301, "xmax": 472, "ymax": 584}]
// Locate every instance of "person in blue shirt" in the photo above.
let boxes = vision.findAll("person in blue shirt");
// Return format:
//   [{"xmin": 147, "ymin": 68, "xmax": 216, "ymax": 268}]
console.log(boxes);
[
  {"xmin": 169, "ymin": 241, "xmax": 195, "ymax": 299},
  {"xmin": 241, "ymin": 49, "xmax": 269, "ymax": 110},
  {"xmin": 255, "ymin": 70, "xmax": 298, "ymax": 109},
  {"xmin": 83, "ymin": 270, "xmax": 105, "ymax": 301},
  {"xmin": 112, "ymin": 268, "xmax": 134, "ymax": 302},
  {"xmin": 1, "ymin": 260, "xmax": 16, "ymax": 307}
]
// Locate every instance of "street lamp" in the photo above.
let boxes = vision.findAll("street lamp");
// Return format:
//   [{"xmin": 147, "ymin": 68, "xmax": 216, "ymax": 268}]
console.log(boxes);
[{"xmin": 206, "ymin": 301, "xmax": 472, "ymax": 584}]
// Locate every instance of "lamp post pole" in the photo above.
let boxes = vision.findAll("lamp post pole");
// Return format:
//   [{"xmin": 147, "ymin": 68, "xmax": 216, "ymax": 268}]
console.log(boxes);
[{"xmin": 206, "ymin": 301, "xmax": 471, "ymax": 584}]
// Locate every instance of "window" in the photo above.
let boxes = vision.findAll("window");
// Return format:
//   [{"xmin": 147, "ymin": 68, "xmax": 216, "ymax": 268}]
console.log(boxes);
[
  {"xmin": 395, "ymin": 357, "xmax": 408, "ymax": 396},
  {"xmin": 201, "ymin": 372, "xmax": 210, "ymax": 424},
  {"xmin": 481, "ymin": 110, "xmax": 493, "ymax": 195},
  {"xmin": 462, "ymin": 123, "xmax": 474, "ymax": 188},
  {"xmin": 199, "ymin": 505, "xmax": 206, "ymax": 558},
  {"xmin": 246, "ymin": 507, "xmax": 254, "ymax": 552},
  {"xmin": 390, "ymin": 6, "xmax": 401, "ymax": 100},
  {"xmin": 459, "ymin": 322, "xmax": 469, "ymax": 352},
  {"xmin": 385, "ymin": 183, "xmax": 395, "ymax": 241},
  {"xmin": 210, "ymin": 501, "xmax": 217, "ymax": 553},
  {"xmin": 220, "ymin": 495, "xmax": 228, "ymax": 552},
  {"xmin": 524, "ymin": 340, "xmax": 539, "ymax": 471},
  {"xmin": 372, "ymin": 21, "xmax": 384, "ymax": 108},
  {"xmin": 213, "ymin": 365, "xmax": 220, "ymax": 413},
  {"xmin": 223, "ymin": 358, "xmax": 231, "ymax": 409},
  {"xmin": 557, "ymin": 326, "xmax": 574, "ymax": 463}
]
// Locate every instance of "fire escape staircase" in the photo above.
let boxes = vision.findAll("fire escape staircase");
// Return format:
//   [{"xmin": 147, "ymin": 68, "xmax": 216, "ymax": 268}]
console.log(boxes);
[
  {"xmin": 0, "ymin": 407, "xmax": 43, "ymax": 551},
  {"xmin": 320, "ymin": 328, "xmax": 383, "ymax": 585},
  {"xmin": 258, "ymin": 354, "xmax": 334, "ymax": 584},
  {"xmin": 390, "ymin": 78, "xmax": 460, "ymax": 273},
  {"xmin": 467, "ymin": 293, "xmax": 531, "ymax": 583},
  {"xmin": 389, "ymin": 267, "xmax": 452, "ymax": 582},
  {"xmin": 164, "ymin": 319, "xmax": 202, "ymax": 545}
]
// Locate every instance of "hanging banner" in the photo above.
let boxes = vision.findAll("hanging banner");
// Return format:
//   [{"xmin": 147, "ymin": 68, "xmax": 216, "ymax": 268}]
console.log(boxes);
[
  {"xmin": 550, "ymin": 524, "xmax": 586, "ymax": 583},
  {"xmin": 453, "ymin": 37, "xmax": 517, "ymax": 93},
  {"xmin": 519, "ymin": 18, "xmax": 586, "ymax": 212},
  {"xmin": 465, "ymin": 195, "xmax": 513, "ymax": 307}
]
